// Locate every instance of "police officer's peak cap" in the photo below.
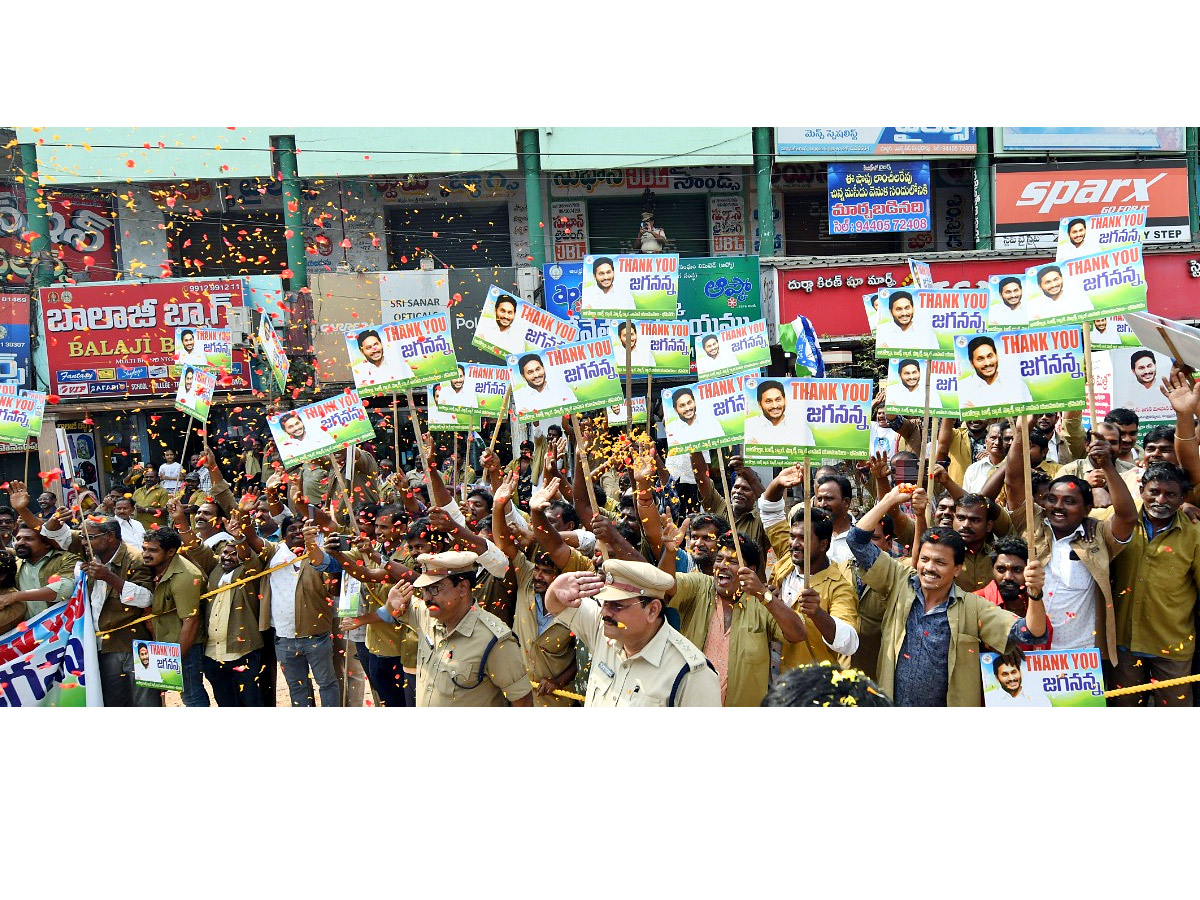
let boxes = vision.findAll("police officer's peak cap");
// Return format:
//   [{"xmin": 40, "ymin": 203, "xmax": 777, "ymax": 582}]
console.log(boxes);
[
  {"xmin": 596, "ymin": 559, "xmax": 674, "ymax": 602},
  {"xmin": 414, "ymin": 551, "xmax": 478, "ymax": 587}
]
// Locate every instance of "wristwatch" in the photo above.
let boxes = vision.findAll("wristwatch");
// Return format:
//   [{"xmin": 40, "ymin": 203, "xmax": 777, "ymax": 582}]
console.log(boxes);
[{"xmin": 762, "ymin": 589, "xmax": 774, "ymax": 604}]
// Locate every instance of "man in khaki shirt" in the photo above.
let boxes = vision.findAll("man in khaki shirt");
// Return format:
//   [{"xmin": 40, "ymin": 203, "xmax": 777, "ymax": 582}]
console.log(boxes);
[
  {"xmin": 384, "ymin": 551, "xmax": 532, "ymax": 707},
  {"xmin": 545, "ymin": 559, "xmax": 721, "ymax": 707},
  {"xmin": 132, "ymin": 469, "xmax": 171, "ymax": 532},
  {"xmin": 201, "ymin": 543, "xmax": 264, "ymax": 706},
  {"xmin": 143, "ymin": 527, "xmax": 207, "ymax": 707}
]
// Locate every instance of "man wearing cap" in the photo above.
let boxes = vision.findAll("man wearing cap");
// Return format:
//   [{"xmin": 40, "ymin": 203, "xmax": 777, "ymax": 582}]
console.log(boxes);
[
  {"xmin": 384, "ymin": 551, "xmax": 533, "ymax": 707},
  {"xmin": 543, "ymin": 559, "xmax": 721, "ymax": 707}
]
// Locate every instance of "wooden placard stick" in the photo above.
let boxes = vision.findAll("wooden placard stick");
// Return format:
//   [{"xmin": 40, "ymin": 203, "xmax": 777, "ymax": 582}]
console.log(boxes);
[{"xmin": 569, "ymin": 414, "xmax": 608, "ymax": 562}]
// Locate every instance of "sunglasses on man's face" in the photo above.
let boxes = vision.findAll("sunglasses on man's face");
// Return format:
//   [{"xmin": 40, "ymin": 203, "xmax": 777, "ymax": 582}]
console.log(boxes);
[{"xmin": 600, "ymin": 596, "xmax": 653, "ymax": 613}]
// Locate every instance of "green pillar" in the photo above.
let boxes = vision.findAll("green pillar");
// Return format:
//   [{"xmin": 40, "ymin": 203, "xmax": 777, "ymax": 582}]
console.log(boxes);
[
  {"xmin": 753, "ymin": 127, "xmax": 776, "ymax": 256},
  {"xmin": 18, "ymin": 143, "xmax": 52, "ymax": 287},
  {"xmin": 274, "ymin": 135, "xmax": 308, "ymax": 292},
  {"xmin": 973, "ymin": 127, "xmax": 993, "ymax": 251},
  {"xmin": 519, "ymin": 130, "xmax": 545, "ymax": 270},
  {"xmin": 1187, "ymin": 127, "xmax": 1199, "ymax": 239}
]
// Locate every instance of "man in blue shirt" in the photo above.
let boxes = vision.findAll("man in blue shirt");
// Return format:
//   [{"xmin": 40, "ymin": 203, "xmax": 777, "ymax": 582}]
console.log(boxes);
[{"xmin": 847, "ymin": 484, "xmax": 1047, "ymax": 706}]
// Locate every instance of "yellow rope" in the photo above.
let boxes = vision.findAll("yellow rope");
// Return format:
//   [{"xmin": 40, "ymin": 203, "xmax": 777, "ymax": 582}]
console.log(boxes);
[
  {"xmin": 95, "ymin": 556, "xmax": 305, "ymax": 637},
  {"xmin": 529, "ymin": 678, "xmax": 586, "ymax": 703},
  {"xmin": 1104, "ymin": 672, "xmax": 1200, "ymax": 699}
]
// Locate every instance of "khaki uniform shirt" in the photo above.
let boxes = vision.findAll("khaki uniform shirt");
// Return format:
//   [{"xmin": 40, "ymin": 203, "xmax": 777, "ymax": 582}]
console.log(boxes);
[
  {"xmin": 150, "ymin": 553, "xmax": 206, "ymax": 645},
  {"xmin": 699, "ymin": 481, "xmax": 768, "ymax": 579},
  {"xmin": 343, "ymin": 545, "xmax": 414, "ymax": 665},
  {"xmin": 859, "ymin": 549, "xmax": 1022, "ymax": 707},
  {"xmin": 133, "ymin": 485, "xmax": 171, "ymax": 530},
  {"xmin": 204, "ymin": 559, "xmax": 264, "ymax": 662},
  {"xmin": 95, "ymin": 543, "xmax": 155, "ymax": 654},
  {"xmin": 557, "ymin": 598, "xmax": 720, "ymax": 707},
  {"xmin": 18, "ymin": 547, "xmax": 81, "ymax": 618},
  {"xmin": 670, "ymin": 571, "xmax": 786, "ymax": 707},
  {"xmin": 1112, "ymin": 510, "xmax": 1200, "ymax": 661},
  {"xmin": 511, "ymin": 551, "xmax": 587, "ymax": 708},
  {"xmin": 765, "ymin": 521, "xmax": 859, "ymax": 669},
  {"xmin": 399, "ymin": 602, "xmax": 531, "ymax": 707},
  {"xmin": 955, "ymin": 539, "xmax": 996, "ymax": 596}
]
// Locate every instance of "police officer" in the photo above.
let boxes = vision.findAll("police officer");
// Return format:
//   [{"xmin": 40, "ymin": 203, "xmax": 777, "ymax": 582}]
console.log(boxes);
[
  {"xmin": 543, "ymin": 559, "xmax": 720, "ymax": 707},
  {"xmin": 384, "ymin": 551, "xmax": 533, "ymax": 707}
]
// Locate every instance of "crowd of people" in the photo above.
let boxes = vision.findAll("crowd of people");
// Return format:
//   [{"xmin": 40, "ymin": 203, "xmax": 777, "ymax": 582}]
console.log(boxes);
[{"xmin": 2, "ymin": 363, "xmax": 1199, "ymax": 708}]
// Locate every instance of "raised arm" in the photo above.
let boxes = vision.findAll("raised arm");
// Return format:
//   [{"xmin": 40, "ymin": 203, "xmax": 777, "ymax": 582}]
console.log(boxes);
[
  {"xmin": 420, "ymin": 434, "xmax": 453, "ymax": 509},
  {"xmin": 1088, "ymin": 434, "xmax": 1136, "ymax": 543},
  {"xmin": 571, "ymin": 444, "xmax": 596, "ymax": 527},
  {"xmin": 8, "ymin": 482, "xmax": 43, "ymax": 532},
  {"xmin": 1004, "ymin": 417, "xmax": 1028, "ymax": 510},
  {"xmin": 633, "ymin": 453, "xmax": 665, "ymax": 561},
  {"xmin": 490, "ymin": 471, "xmax": 520, "ymax": 561},
  {"xmin": 530, "ymin": 478, "xmax": 573, "ymax": 570},
  {"xmin": 1163, "ymin": 372, "xmax": 1200, "ymax": 489}
]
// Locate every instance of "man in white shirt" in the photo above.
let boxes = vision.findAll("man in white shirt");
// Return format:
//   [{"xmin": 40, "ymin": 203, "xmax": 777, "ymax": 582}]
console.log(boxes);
[
  {"xmin": 1129, "ymin": 350, "xmax": 1159, "ymax": 395},
  {"xmin": 581, "ymin": 256, "xmax": 637, "ymax": 312},
  {"xmin": 695, "ymin": 333, "xmax": 743, "ymax": 377},
  {"xmin": 989, "ymin": 276, "xmax": 1029, "ymax": 327},
  {"xmin": 962, "ymin": 422, "xmax": 1008, "ymax": 493},
  {"xmin": 1088, "ymin": 316, "xmax": 1116, "ymax": 347},
  {"xmin": 666, "ymin": 387, "xmax": 725, "ymax": 447},
  {"xmin": 875, "ymin": 290, "xmax": 939, "ymax": 351},
  {"xmin": 477, "ymin": 295, "xmax": 527, "ymax": 356},
  {"xmin": 175, "ymin": 329, "xmax": 208, "ymax": 367},
  {"xmin": 512, "ymin": 353, "xmax": 577, "ymax": 417},
  {"xmin": 1028, "ymin": 264, "xmax": 1094, "ymax": 321},
  {"xmin": 158, "ymin": 448, "xmax": 183, "ymax": 493},
  {"xmin": 745, "ymin": 379, "xmax": 815, "ymax": 448},
  {"xmin": 613, "ymin": 321, "xmax": 656, "ymax": 369},
  {"xmin": 959, "ymin": 335, "xmax": 1033, "ymax": 410},
  {"xmin": 114, "ymin": 496, "xmax": 146, "ymax": 547},
  {"xmin": 351, "ymin": 328, "xmax": 413, "ymax": 390},
  {"xmin": 276, "ymin": 411, "xmax": 337, "ymax": 459},
  {"xmin": 892, "ymin": 358, "xmax": 942, "ymax": 409}
]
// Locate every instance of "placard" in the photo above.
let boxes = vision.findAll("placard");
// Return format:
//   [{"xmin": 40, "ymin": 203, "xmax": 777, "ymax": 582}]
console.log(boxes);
[
  {"xmin": 694, "ymin": 319, "xmax": 771, "ymax": 379},
  {"xmin": 268, "ymin": 391, "xmax": 377, "ymax": 467},
  {"xmin": 605, "ymin": 396, "xmax": 648, "ymax": 427},
  {"xmin": 258, "ymin": 318, "xmax": 290, "ymax": 393},
  {"xmin": 985, "ymin": 274, "xmax": 1031, "ymax": 328},
  {"xmin": 955, "ymin": 326, "xmax": 1087, "ymax": 417},
  {"xmin": 875, "ymin": 288, "xmax": 985, "ymax": 359},
  {"xmin": 1023, "ymin": 246, "xmax": 1148, "ymax": 327},
  {"xmin": 981, "ymin": 648, "xmax": 1105, "ymax": 708},
  {"xmin": 132, "ymin": 640, "xmax": 184, "ymax": 691},
  {"xmin": 507, "ymin": 336, "xmax": 623, "ymax": 424},
  {"xmin": 174, "ymin": 366, "xmax": 217, "ymax": 423},
  {"xmin": 579, "ymin": 254, "xmax": 679, "ymax": 320},
  {"xmin": 174, "ymin": 327, "xmax": 232, "ymax": 370},
  {"xmin": 344, "ymin": 313, "xmax": 458, "ymax": 397},
  {"xmin": 474, "ymin": 286, "xmax": 578, "ymax": 359},
  {"xmin": 883, "ymin": 358, "xmax": 959, "ymax": 416},
  {"xmin": 662, "ymin": 373, "xmax": 755, "ymax": 456},
  {"xmin": 0, "ymin": 389, "xmax": 45, "ymax": 447},
  {"xmin": 741, "ymin": 377, "xmax": 873, "ymax": 464},
  {"xmin": 338, "ymin": 575, "xmax": 363, "ymax": 618},
  {"xmin": 428, "ymin": 389, "xmax": 477, "ymax": 432},
  {"xmin": 1054, "ymin": 209, "xmax": 1146, "ymax": 262},
  {"xmin": 1087, "ymin": 316, "xmax": 1140, "ymax": 350},
  {"xmin": 434, "ymin": 363, "xmax": 510, "ymax": 417},
  {"xmin": 610, "ymin": 321, "xmax": 692, "ymax": 375}
]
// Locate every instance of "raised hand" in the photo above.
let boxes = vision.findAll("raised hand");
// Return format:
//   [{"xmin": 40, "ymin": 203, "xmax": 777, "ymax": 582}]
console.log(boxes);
[
  {"xmin": 387, "ymin": 579, "xmax": 415, "ymax": 615},
  {"xmin": 1161, "ymin": 371, "xmax": 1200, "ymax": 417},
  {"xmin": 529, "ymin": 477, "xmax": 561, "ymax": 513},
  {"xmin": 545, "ymin": 570, "xmax": 605, "ymax": 609},
  {"xmin": 493, "ymin": 470, "xmax": 518, "ymax": 509}
]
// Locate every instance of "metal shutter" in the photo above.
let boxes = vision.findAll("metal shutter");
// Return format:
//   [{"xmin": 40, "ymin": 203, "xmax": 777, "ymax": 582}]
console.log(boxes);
[
  {"xmin": 585, "ymin": 195, "xmax": 711, "ymax": 257},
  {"xmin": 386, "ymin": 202, "xmax": 512, "ymax": 269}
]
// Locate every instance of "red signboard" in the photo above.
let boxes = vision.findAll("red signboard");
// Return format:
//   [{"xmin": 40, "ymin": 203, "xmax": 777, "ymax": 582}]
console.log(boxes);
[
  {"xmin": 39, "ymin": 278, "xmax": 250, "ymax": 398},
  {"xmin": 0, "ymin": 188, "xmax": 117, "ymax": 285},
  {"xmin": 994, "ymin": 160, "xmax": 1191, "ymax": 246},
  {"xmin": 777, "ymin": 252, "xmax": 1200, "ymax": 339}
]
